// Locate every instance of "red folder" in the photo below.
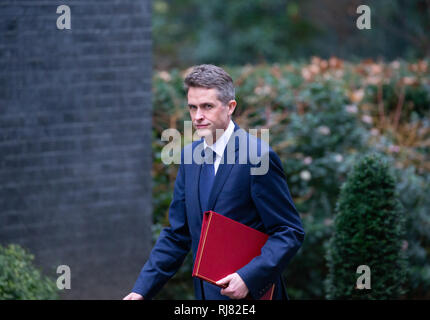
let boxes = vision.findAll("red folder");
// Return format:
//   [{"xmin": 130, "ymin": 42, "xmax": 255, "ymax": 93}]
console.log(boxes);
[{"xmin": 192, "ymin": 210, "xmax": 275, "ymax": 300}]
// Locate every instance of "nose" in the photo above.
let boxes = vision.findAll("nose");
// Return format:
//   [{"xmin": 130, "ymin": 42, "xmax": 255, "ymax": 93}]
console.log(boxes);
[{"xmin": 195, "ymin": 107, "xmax": 205, "ymax": 120}]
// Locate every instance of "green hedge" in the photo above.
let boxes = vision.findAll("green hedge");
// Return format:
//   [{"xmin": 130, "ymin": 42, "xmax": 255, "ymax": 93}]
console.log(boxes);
[
  {"xmin": 0, "ymin": 244, "xmax": 58, "ymax": 300},
  {"xmin": 151, "ymin": 59, "xmax": 430, "ymax": 299},
  {"xmin": 325, "ymin": 153, "xmax": 407, "ymax": 299}
]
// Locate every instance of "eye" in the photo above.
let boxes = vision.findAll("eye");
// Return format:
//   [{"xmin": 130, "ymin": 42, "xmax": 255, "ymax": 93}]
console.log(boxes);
[{"xmin": 205, "ymin": 104, "xmax": 213, "ymax": 109}]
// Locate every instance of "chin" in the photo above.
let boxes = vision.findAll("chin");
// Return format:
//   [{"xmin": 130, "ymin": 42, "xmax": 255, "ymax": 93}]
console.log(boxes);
[
  {"xmin": 196, "ymin": 128, "xmax": 213, "ymax": 141},
  {"xmin": 196, "ymin": 128, "xmax": 209, "ymax": 136}
]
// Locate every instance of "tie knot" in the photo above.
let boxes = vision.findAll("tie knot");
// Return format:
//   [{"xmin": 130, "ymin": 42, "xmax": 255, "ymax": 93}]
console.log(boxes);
[{"xmin": 203, "ymin": 148, "xmax": 217, "ymax": 164}]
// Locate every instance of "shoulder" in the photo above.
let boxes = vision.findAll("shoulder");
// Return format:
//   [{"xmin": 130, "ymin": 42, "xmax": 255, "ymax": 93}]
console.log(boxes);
[
  {"xmin": 236, "ymin": 129, "xmax": 276, "ymax": 163},
  {"xmin": 231, "ymin": 128, "xmax": 283, "ymax": 176}
]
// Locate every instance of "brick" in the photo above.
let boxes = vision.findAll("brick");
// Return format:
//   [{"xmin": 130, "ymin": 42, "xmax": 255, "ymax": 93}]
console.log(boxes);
[{"xmin": 0, "ymin": 0, "xmax": 152, "ymax": 299}]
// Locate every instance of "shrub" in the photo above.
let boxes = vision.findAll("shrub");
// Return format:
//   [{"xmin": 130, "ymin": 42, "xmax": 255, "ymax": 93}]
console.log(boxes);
[
  {"xmin": 0, "ymin": 244, "xmax": 58, "ymax": 300},
  {"xmin": 325, "ymin": 153, "xmax": 408, "ymax": 299}
]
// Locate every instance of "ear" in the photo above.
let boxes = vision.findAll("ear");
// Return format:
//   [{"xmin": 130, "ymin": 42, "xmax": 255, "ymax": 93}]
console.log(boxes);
[{"xmin": 227, "ymin": 100, "xmax": 237, "ymax": 116}]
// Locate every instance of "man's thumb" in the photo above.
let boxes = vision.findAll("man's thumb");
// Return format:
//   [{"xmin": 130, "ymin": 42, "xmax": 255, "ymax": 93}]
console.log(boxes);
[{"xmin": 216, "ymin": 274, "xmax": 233, "ymax": 286}]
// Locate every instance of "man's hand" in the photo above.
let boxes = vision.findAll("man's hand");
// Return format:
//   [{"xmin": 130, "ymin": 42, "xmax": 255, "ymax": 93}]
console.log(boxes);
[
  {"xmin": 216, "ymin": 273, "xmax": 249, "ymax": 300},
  {"xmin": 123, "ymin": 292, "xmax": 144, "ymax": 300}
]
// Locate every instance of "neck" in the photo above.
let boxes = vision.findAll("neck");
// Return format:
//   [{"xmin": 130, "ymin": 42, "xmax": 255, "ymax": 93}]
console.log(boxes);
[{"xmin": 204, "ymin": 120, "xmax": 231, "ymax": 146}]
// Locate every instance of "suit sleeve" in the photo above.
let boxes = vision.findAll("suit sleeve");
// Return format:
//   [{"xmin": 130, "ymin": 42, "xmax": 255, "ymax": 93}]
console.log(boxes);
[
  {"xmin": 132, "ymin": 160, "xmax": 191, "ymax": 299},
  {"xmin": 236, "ymin": 148, "xmax": 305, "ymax": 299}
]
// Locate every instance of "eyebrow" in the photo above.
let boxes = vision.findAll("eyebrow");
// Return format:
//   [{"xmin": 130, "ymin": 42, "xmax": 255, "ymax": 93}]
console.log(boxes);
[{"xmin": 187, "ymin": 102, "xmax": 214, "ymax": 107}]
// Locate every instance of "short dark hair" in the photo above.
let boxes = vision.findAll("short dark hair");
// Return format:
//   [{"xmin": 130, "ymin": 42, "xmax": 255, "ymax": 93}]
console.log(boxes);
[{"xmin": 184, "ymin": 64, "xmax": 235, "ymax": 105}]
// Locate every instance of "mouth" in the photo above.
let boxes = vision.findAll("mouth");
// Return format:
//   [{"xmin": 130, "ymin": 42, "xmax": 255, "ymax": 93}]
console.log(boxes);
[{"xmin": 196, "ymin": 124, "xmax": 210, "ymax": 129}]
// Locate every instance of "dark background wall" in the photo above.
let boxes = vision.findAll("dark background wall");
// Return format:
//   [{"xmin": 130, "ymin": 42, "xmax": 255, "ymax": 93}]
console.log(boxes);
[{"xmin": 0, "ymin": 0, "xmax": 153, "ymax": 299}]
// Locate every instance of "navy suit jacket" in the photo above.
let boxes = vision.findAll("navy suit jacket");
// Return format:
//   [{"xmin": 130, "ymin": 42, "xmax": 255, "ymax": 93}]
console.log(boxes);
[{"xmin": 132, "ymin": 121, "xmax": 305, "ymax": 300}]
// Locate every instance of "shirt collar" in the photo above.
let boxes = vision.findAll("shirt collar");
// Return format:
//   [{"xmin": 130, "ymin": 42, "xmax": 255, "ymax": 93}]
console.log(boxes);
[{"xmin": 203, "ymin": 119, "xmax": 235, "ymax": 157}]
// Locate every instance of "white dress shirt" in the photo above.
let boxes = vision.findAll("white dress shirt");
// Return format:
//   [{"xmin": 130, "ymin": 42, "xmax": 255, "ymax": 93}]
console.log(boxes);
[{"xmin": 203, "ymin": 119, "xmax": 235, "ymax": 175}]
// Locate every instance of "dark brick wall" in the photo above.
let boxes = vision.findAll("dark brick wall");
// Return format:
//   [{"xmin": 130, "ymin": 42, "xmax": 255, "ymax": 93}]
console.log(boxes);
[{"xmin": 0, "ymin": 1, "xmax": 152, "ymax": 299}]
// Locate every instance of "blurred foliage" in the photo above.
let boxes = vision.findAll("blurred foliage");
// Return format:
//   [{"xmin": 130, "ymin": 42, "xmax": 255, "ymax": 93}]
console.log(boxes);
[
  {"xmin": 150, "ymin": 58, "xmax": 430, "ymax": 299},
  {"xmin": 0, "ymin": 244, "xmax": 58, "ymax": 300},
  {"xmin": 153, "ymin": 0, "xmax": 430, "ymax": 69},
  {"xmin": 325, "ymin": 153, "xmax": 407, "ymax": 299}
]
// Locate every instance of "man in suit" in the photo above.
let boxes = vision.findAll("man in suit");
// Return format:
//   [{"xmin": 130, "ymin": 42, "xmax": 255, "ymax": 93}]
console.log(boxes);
[{"xmin": 124, "ymin": 64, "xmax": 305, "ymax": 300}]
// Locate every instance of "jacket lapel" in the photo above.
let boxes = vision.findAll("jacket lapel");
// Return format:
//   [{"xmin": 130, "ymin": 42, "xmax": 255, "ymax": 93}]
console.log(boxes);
[
  {"xmin": 191, "ymin": 160, "xmax": 203, "ymax": 216},
  {"xmin": 206, "ymin": 150, "xmax": 236, "ymax": 211},
  {"xmin": 206, "ymin": 123, "xmax": 241, "ymax": 211}
]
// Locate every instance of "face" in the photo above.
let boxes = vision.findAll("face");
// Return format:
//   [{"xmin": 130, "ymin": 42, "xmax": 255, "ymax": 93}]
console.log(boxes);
[{"xmin": 187, "ymin": 87, "xmax": 236, "ymax": 145}]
